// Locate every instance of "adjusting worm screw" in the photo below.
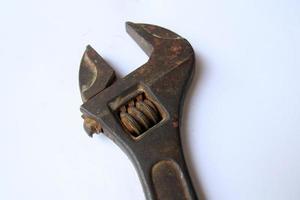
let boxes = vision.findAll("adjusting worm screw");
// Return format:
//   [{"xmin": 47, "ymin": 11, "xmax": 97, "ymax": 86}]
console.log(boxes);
[{"xmin": 119, "ymin": 94, "xmax": 161, "ymax": 137}]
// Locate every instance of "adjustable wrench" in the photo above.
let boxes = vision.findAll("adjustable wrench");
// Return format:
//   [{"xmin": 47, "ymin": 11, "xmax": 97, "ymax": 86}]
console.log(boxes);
[{"xmin": 79, "ymin": 22, "xmax": 198, "ymax": 200}]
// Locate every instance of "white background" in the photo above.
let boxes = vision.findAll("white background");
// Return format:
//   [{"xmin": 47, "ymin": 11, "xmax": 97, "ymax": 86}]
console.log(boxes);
[{"xmin": 1, "ymin": 0, "xmax": 299, "ymax": 199}]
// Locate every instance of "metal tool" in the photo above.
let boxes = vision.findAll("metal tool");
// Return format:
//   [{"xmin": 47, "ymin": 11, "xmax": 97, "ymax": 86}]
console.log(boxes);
[{"xmin": 79, "ymin": 22, "xmax": 198, "ymax": 200}]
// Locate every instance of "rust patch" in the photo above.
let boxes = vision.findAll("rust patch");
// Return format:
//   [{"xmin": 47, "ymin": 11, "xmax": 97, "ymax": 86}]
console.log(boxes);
[{"xmin": 172, "ymin": 120, "xmax": 179, "ymax": 128}]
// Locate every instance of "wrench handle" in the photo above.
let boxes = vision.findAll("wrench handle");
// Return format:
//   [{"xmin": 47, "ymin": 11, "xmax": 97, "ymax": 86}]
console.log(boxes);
[
  {"xmin": 135, "ymin": 142, "xmax": 198, "ymax": 200},
  {"xmin": 151, "ymin": 160, "xmax": 197, "ymax": 199}
]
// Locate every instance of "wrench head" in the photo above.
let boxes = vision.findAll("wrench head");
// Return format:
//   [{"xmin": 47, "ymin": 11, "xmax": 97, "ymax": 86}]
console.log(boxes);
[{"xmin": 80, "ymin": 22, "xmax": 195, "ymax": 140}]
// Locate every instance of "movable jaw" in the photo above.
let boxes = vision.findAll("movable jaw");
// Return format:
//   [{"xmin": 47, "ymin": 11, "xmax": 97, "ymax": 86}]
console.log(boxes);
[
  {"xmin": 79, "ymin": 45, "xmax": 116, "ymax": 103},
  {"xmin": 79, "ymin": 22, "xmax": 197, "ymax": 200}
]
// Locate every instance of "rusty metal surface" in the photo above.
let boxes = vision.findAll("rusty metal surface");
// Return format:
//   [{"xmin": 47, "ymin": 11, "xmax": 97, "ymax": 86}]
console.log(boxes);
[{"xmin": 79, "ymin": 22, "xmax": 198, "ymax": 200}]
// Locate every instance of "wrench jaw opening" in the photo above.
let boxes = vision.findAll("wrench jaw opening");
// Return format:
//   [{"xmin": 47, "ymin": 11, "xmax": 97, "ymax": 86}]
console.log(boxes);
[{"xmin": 79, "ymin": 22, "xmax": 198, "ymax": 200}]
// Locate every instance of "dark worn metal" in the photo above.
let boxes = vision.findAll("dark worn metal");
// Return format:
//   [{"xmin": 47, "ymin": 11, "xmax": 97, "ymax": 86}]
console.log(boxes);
[
  {"xmin": 79, "ymin": 22, "xmax": 197, "ymax": 200},
  {"xmin": 79, "ymin": 45, "xmax": 116, "ymax": 103}
]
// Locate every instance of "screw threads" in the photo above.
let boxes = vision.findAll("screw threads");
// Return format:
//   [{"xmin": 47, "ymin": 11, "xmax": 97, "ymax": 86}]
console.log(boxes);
[{"xmin": 120, "ymin": 94, "xmax": 161, "ymax": 137}]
